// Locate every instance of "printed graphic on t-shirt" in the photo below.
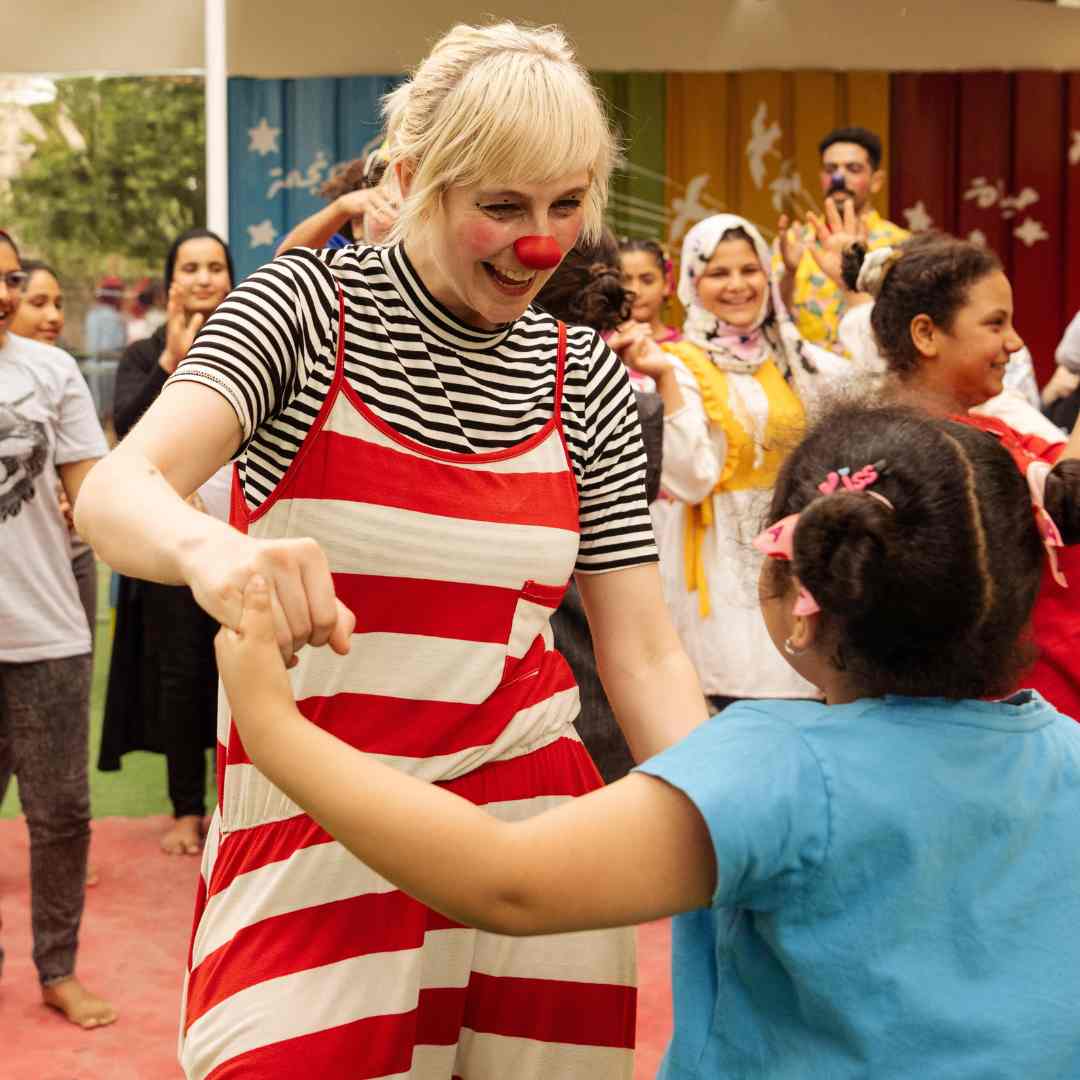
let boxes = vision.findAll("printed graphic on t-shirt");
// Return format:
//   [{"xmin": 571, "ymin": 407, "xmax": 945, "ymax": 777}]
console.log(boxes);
[{"xmin": 0, "ymin": 391, "xmax": 47, "ymax": 522}]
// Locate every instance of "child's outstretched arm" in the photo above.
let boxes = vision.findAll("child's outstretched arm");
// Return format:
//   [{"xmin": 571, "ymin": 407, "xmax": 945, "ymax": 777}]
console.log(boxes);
[{"xmin": 216, "ymin": 578, "xmax": 717, "ymax": 936}]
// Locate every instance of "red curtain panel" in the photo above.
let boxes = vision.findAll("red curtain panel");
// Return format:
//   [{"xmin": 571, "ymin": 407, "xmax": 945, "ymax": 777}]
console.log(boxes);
[
  {"xmin": 1065, "ymin": 74, "xmax": 1080, "ymax": 335},
  {"xmin": 892, "ymin": 72, "xmax": 1078, "ymax": 383}
]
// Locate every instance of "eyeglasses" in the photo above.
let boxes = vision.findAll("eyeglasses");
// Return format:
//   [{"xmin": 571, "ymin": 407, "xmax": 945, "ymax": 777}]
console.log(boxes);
[{"xmin": 1, "ymin": 271, "xmax": 29, "ymax": 291}]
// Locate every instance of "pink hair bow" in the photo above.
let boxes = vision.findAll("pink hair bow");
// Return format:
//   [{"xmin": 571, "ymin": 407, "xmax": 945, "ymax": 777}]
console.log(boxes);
[
  {"xmin": 1027, "ymin": 461, "xmax": 1067, "ymax": 589},
  {"xmin": 753, "ymin": 461, "xmax": 893, "ymax": 618},
  {"xmin": 818, "ymin": 462, "xmax": 892, "ymax": 508},
  {"xmin": 752, "ymin": 514, "xmax": 821, "ymax": 616}
]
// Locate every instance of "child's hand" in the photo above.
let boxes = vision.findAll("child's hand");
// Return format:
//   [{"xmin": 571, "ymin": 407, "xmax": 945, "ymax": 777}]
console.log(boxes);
[{"xmin": 215, "ymin": 575, "xmax": 302, "ymax": 744}]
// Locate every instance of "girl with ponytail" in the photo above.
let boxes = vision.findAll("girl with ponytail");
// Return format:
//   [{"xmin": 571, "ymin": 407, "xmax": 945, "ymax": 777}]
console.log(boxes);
[{"xmin": 214, "ymin": 401, "xmax": 1080, "ymax": 1079}]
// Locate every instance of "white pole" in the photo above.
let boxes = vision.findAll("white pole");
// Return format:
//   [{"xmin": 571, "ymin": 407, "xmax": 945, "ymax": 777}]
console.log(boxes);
[{"xmin": 204, "ymin": 0, "xmax": 228, "ymax": 237}]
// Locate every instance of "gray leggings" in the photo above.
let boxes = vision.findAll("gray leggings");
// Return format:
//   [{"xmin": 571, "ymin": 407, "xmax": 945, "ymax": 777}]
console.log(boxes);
[
  {"xmin": 0, "ymin": 654, "xmax": 92, "ymax": 985},
  {"xmin": 0, "ymin": 549, "xmax": 95, "ymax": 810}
]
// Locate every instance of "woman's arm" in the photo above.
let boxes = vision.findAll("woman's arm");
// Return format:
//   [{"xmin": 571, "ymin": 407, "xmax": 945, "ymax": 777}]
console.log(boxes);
[
  {"xmin": 275, "ymin": 197, "xmax": 360, "ymax": 256},
  {"xmin": 76, "ymin": 380, "xmax": 244, "ymax": 581},
  {"xmin": 274, "ymin": 186, "xmax": 396, "ymax": 255},
  {"xmin": 78, "ymin": 252, "xmax": 353, "ymax": 659},
  {"xmin": 217, "ymin": 577, "xmax": 717, "ymax": 935},
  {"xmin": 577, "ymin": 562, "xmax": 708, "ymax": 761},
  {"xmin": 75, "ymin": 381, "xmax": 352, "ymax": 659}
]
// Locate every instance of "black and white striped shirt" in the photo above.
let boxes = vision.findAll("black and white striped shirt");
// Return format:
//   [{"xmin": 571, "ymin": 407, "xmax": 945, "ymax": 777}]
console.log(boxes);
[{"xmin": 172, "ymin": 243, "xmax": 657, "ymax": 572}]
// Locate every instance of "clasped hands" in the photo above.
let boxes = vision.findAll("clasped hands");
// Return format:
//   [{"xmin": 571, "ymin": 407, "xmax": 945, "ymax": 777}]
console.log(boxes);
[
  {"xmin": 607, "ymin": 323, "xmax": 673, "ymax": 380},
  {"xmin": 187, "ymin": 531, "xmax": 356, "ymax": 672}
]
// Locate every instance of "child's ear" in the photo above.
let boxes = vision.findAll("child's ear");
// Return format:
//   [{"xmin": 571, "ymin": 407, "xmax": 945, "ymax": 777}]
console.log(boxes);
[{"xmin": 788, "ymin": 603, "xmax": 819, "ymax": 653}]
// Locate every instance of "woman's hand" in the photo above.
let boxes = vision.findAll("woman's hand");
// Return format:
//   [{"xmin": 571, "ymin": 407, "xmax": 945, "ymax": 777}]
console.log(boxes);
[
  {"xmin": 806, "ymin": 200, "xmax": 868, "ymax": 287},
  {"xmin": 184, "ymin": 528, "xmax": 356, "ymax": 666},
  {"xmin": 334, "ymin": 186, "xmax": 400, "ymax": 243},
  {"xmin": 159, "ymin": 283, "xmax": 205, "ymax": 375}
]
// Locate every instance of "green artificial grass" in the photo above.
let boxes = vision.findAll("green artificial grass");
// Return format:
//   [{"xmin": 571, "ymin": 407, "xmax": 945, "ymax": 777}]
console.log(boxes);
[{"xmin": 0, "ymin": 562, "xmax": 216, "ymax": 821}]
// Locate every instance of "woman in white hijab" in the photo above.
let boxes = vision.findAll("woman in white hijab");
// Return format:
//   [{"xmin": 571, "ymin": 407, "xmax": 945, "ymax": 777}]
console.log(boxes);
[{"xmin": 649, "ymin": 213, "xmax": 856, "ymax": 711}]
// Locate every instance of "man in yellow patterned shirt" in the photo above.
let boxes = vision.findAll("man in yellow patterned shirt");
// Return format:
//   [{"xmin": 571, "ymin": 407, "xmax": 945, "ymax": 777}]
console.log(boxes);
[{"xmin": 776, "ymin": 127, "xmax": 908, "ymax": 353}]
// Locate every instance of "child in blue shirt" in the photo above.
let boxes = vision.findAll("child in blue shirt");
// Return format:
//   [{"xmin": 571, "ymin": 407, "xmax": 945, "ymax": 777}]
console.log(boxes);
[{"xmin": 215, "ymin": 402, "xmax": 1080, "ymax": 1079}]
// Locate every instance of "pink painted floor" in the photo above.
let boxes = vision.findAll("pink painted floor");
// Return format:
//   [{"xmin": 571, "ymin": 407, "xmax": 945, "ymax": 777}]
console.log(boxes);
[{"xmin": 0, "ymin": 817, "xmax": 672, "ymax": 1078}]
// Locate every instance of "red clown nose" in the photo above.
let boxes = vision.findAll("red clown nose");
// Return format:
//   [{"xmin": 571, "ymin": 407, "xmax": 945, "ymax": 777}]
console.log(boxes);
[{"xmin": 514, "ymin": 235, "xmax": 563, "ymax": 271}]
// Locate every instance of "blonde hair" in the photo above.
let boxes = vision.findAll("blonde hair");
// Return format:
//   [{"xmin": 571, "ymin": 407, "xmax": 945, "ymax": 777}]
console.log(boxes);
[{"xmin": 382, "ymin": 22, "xmax": 617, "ymax": 244}]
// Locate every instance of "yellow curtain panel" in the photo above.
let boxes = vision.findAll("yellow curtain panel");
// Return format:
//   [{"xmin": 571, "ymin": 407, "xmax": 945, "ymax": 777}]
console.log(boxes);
[{"xmin": 663, "ymin": 71, "xmax": 892, "ymax": 253}]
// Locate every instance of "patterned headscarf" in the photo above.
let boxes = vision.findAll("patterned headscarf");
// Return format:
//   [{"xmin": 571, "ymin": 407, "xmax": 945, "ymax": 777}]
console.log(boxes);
[{"xmin": 678, "ymin": 213, "xmax": 778, "ymax": 375}]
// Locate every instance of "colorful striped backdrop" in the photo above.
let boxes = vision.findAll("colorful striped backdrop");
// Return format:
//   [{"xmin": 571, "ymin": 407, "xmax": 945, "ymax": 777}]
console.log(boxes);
[{"xmin": 229, "ymin": 71, "xmax": 1080, "ymax": 380}]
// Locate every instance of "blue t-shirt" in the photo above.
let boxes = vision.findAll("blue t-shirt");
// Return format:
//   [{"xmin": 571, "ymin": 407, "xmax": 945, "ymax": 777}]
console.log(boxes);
[{"xmin": 637, "ymin": 693, "xmax": 1080, "ymax": 1079}]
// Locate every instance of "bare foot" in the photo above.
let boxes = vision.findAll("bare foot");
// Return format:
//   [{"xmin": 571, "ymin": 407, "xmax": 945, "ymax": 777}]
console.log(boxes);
[
  {"xmin": 42, "ymin": 977, "xmax": 117, "ymax": 1029},
  {"xmin": 160, "ymin": 815, "xmax": 203, "ymax": 855}
]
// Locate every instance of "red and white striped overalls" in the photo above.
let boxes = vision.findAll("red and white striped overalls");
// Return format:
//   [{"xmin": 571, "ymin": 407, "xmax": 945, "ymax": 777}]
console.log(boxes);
[{"xmin": 179, "ymin": 299, "xmax": 637, "ymax": 1079}]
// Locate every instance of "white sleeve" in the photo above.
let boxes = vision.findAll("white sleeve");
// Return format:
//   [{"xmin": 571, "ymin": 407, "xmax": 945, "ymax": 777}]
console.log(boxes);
[
  {"xmin": 660, "ymin": 357, "xmax": 725, "ymax": 505},
  {"xmin": 969, "ymin": 391, "xmax": 1068, "ymax": 444},
  {"xmin": 1055, "ymin": 311, "xmax": 1080, "ymax": 374},
  {"xmin": 1001, "ymin": 347, "xmax": 1041, "ymax": 410},
  {"xmin": 55, "ymin": 353, "xmax": 108, "ymax": 465},
  {"xmin": 836, "ymin": 303, "xmax": 886, "ymax": 376}
]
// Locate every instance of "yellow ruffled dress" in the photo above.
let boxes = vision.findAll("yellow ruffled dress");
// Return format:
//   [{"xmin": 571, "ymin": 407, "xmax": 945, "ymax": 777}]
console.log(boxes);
[{"xmin": 653, "ymin": 340, "xmax": 818, "ymax": 699}]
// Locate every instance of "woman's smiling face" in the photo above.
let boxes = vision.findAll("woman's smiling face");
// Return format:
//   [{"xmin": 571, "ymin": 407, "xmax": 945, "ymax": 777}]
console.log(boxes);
[
  {"xmin": 406, "ymin": 170, "xmax": 590, "ymax": 330},
  {"xmin": 694, "ymin": 237, "xmax": 767, "ymax": 330}
]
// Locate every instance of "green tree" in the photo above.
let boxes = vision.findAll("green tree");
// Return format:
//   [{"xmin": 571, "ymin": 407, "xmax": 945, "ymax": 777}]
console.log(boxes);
[{"xmin": 3, "ymin": 76, "xmax": 205, "ymax": 279}]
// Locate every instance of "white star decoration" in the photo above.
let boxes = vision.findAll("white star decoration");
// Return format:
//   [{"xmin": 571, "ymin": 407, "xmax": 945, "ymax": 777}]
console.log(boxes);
[
  {"xmin": 248, "ymin": 117, "xmax": 281, "ymax": 157},
  {"xmin": 247, "ymin": 219, "xmax": 278, "ymax": 249},
  {"xmin": 1013, "ymin": 217, "xmax": 1049, "ymax": 248},
  {"xmin": 902, "ymin": 200, "xmax": 933, "ymax": 233}
]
